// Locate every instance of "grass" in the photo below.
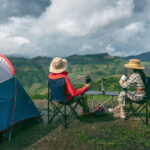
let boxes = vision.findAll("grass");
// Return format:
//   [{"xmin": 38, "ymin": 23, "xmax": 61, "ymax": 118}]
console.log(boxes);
[
  {"xmin": 24, "ymin": 115, "xmax": 150, "ymax": 150},
  {"xmin": 0, "ymin": 97, "xmax": 150, "ymax": 150},
  {"xmin": 0, "ymin": 121, "xmax": 56, "ymax": 150}
]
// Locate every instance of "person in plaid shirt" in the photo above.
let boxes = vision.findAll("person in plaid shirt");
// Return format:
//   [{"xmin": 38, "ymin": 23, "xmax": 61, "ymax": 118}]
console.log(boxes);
[{"xmin": 109, "ymin": 59, "xmax": 146, "ymax": 119}]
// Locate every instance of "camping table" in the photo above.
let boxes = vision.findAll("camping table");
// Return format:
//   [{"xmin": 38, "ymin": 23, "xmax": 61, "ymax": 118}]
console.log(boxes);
[{"xmin": 86, "ymin": 91, "xmax": 118, "ymax": 109}]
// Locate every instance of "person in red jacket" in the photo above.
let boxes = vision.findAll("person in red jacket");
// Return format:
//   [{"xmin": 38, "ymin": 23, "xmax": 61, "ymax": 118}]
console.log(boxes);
[{"xmin": 49, "ymin": 57, "xmax": 91, "ymax": 115}]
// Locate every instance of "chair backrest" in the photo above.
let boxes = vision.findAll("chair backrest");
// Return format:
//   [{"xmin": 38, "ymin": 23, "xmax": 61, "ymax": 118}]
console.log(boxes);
[
  {"xmin": 48, "ymin": 78, "xmax": 67, "ymax": 102},
  {"xmin": 145, "ymin": 77, "xmax": 150, "ymax": 98}
]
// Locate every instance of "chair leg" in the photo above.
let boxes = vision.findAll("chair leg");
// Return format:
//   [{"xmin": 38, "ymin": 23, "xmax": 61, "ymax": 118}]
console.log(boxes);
[
  {"xmin": 48, "ymin": 99, "xmax": 50, "ymax": 123},
  {"xmin": 126, "ymin": 102, "xmax": 132, "ymax": 120},
  {"xmin": 48, "ymin": 100, "xmax": 83, "ymax": 128},
  {"xmin": 126, "ymin": 101, "xmax": 149, "ymax": 125},
  {"xmin": 69, "ymin": 105, "xmax": 83, "ymax": 121},
  {"xmin": 64, "ymin": 105, "xmax": 68, "ymax": 128},
  {"xmin": 49, "ymin": 105, "xmax": 63, "ymax": 124},
  {"xmin": 146, "ymin": 102, "xmax": 149, "ymax": 125},
  {"xmin": 48, "ymin": 86, "xmax": 50, "ymax": 123}
]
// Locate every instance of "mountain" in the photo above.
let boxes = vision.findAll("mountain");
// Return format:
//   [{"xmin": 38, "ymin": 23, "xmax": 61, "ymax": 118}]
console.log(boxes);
[
  {"xmin": 123, "ymin": 51, "xmax": 150, "ymax": 61},
  {"xmin": 66, "ymin": 53, "xmax": 127, "ymax": 82},
  {"xmin": 7, "ymin": 53, "xmax": 124, "ymax": 89},
  {"xmin": 6, "ymin": 52, "xmax": 150, "ymax": 94},
  {"xmin": 8, "ymin": 56, "xmax": 52, "ymax": 89}
]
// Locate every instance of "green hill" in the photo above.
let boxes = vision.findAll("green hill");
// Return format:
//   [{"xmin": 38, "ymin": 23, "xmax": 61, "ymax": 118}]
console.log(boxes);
[
  {"xmin": 67, "ymin": 53, "xmax": 127, "ymax": 84},
  {"xmin": 8, "ymin": 56, "xmax": 52, "ymax": 89},
  {"xmin": 7, "ymin": 53, "xmax": 150, "ymax": 95}
]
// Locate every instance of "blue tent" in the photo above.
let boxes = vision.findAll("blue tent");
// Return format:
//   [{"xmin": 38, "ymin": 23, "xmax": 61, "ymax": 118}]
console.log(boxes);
[{"xmin": 0, "ymin": 54, "xmax": 40, "ymax": 141}]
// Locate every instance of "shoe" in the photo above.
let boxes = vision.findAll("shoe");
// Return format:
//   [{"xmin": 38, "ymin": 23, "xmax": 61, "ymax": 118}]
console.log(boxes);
[
  {"xmin": 108, "ymin": 106, "xmax": 120, "ymax": 113},
  {"xmin": 82, "ymin": 112, "xmax": 92, "ymax": 116},
  {"xmin": 120, "ymin": 110, "xmax": 126, "ymax": 119},
  {"xmin": 113, "ymin": 112, "xmax": 120, "ymax": 118}
]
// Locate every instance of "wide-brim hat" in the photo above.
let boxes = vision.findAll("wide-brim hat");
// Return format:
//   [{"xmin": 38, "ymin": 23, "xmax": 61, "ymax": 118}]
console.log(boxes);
[
  {"xmin": 124, "ymin": 59, "xmax": 144, "ymax": 69},
  {"xmin": 49, "ymin": 57, "xmax": 67, "ymax": 73}
]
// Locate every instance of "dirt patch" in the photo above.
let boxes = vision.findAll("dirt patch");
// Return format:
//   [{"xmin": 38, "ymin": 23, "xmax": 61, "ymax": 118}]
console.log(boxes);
[
  {"xmin": 33, "ymin": 99, "xmax": 47, "ymax": 108},
  {"xmin": 31, "ymin": 83, "xmax": 41, "ymax": 89}
]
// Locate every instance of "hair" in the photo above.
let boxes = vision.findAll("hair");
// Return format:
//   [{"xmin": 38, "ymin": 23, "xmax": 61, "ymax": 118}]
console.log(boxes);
[{"xmin": 133, "ymin": 69, "xmax": 146, "ymax": 88}]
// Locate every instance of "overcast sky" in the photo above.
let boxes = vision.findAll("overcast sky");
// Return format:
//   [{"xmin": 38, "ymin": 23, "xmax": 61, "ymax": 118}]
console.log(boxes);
[{"xmin": 0, "ymin": 0, "xmax": 150, "ymax": 57}]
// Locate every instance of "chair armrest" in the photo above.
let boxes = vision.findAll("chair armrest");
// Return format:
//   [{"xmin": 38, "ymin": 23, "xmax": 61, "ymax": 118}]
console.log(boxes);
[
  {"xmin": 122, "ymin": 88, "xmax": 148, "ymax": 100},
  {"xmin": 122, "ymin": 88, "xmax": 137, "ymax": 97}
]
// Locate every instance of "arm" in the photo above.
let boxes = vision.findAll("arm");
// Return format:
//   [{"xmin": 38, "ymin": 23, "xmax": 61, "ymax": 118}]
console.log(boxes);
[
  {"xmin": 65, "ymin": 77, "xmax": 88, "ymax": 97},
  {"xmin": 120, "ymin": 74, "xmax": 136, "ymax": 88}
]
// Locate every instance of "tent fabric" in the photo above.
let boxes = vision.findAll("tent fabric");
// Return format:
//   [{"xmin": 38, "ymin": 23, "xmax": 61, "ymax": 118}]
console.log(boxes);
[
  {"xmin": 0, "ymin": 54, "xmax": 15, "ymax": 75},
  {"xmin": 0, "ymin": 78, "xmax": 15, "ymax": 131},
  {"xmin": 0, "ymin": 54, "xmax": 15, "ymax": 84},
  {"xmin": 0, "ymin": 54, "xmax": 40, "ymax": 133},
  {"xmin": 12, "ymin": 79, "xmax": 40, "ymax": 126}
]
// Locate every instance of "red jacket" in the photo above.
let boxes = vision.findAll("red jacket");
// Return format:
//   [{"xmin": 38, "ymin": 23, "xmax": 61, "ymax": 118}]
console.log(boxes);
[{"xmin": 48, "ymin": 71, "xmax": 88, "ymax": 101}]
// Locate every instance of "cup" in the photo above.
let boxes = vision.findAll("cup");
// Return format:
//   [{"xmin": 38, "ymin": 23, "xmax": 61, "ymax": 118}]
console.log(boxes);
[
  {"xmin": 121, "ymin": 74, "xmax": 127, "ymax": 81},
  {"xmin": 86, "ymin": 75, "xmax": 92, "ymax": 83}
]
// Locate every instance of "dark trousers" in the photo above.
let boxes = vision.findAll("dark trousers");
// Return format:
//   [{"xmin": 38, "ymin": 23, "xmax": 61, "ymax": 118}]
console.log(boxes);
[{"xmin": 66, "ymin": 94, "xmax": 90, "ymax": 113}]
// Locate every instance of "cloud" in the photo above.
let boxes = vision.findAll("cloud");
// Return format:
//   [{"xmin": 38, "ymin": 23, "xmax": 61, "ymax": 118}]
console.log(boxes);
[
  {"xmin": 134, "ymin": 0, "xmax": 147, "ymax": 12},
  {"xmin": 0, "ymin": 0, "xmax": 150, "ymax": 57},
  {"xmin": 0, "ymin": 30, "xmax": 29, "ymax": 55},
  {"xmin": 105, "ymin": 44, "xmax": 115, "ymax": 52},
  {"xmin": 0, "ymin": 16, "xmax": 32, "ymax": 55},
  {"xmin": 14, "ymin": 37, "xmax": 29, "ymax": 45},
  {"xmin": 0, "ymin": 0, "xmax": 50, "ymax": 23},
  {"xmin": 113, "ymin": 22, "xmax": 145, "ymax": 43},
  {"xmin": 33, "ymin": 0, "xmax": 133, "ymax": 37},
  {"xmin": 98, "ymin": 41, "xmax": 103, "ymax": 46},
  {"xmin": 80, "ymin": 44, "xmax": 93, "ymax": 52}
]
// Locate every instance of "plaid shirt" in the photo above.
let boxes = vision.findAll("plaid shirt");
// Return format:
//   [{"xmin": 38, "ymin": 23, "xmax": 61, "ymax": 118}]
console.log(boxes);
[
  {"xmin": 119, "ymin": 73, "xmax": 146, "ymax": 101},
  {"xmin": 121, "ymin": 73, "xmax": 145, "ymax": 89}
]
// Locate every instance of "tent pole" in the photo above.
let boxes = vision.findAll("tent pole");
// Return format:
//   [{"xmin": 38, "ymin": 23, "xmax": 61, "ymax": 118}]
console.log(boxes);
[{"xmin": 9, "ymin": 75, "xmax": 17, "ymax": 140}]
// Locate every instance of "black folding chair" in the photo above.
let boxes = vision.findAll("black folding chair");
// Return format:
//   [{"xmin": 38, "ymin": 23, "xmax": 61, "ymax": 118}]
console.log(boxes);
[
  {"xmin": 123, "ymin": 86, "xmax": 150, "ymax": 125},
  {"xmin": 125, "ymin": 96, "xmax": 149, "ymax": 125},
  {"xmin": 48, "ymin": 78, "xmax": 82, "ymax": 128}
]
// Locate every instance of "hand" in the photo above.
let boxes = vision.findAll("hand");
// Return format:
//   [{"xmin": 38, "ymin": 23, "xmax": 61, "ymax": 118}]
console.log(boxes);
[
  {"xmin": 85, "ymin": 83, "xmax": 92, "ymax": 89},
  {"xmin": 127, "ymin": 73, "xmax": 131, "ymax": 78},
  {"xmin": 119, "ymin": 79, "xmax": 124, "ymax": 85}
]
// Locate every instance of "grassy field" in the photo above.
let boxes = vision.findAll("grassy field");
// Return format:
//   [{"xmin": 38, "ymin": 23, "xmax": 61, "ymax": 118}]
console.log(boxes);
[{"xmin": 0, "ymin": 98, "xmax": 150, "ymax": 150}]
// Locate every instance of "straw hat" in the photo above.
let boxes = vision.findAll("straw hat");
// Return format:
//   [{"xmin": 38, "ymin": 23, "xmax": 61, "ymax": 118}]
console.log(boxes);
[
  {"xmin": 124, "ymin": 59, "xmax": 144, "ymax": 69},
  {"xmin": 49, "ymin": 57, "xmax": 67, "ymax": 73}
]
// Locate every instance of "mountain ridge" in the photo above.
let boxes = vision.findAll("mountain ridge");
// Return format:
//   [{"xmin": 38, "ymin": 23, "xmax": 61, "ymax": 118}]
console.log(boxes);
[
  {"xmin": 123, "ymin": 51, "xmax": 150, "ymax": 61},
  {"xmin": 4, "ymin": 52, "xmax": 150, "ymax": 92}
]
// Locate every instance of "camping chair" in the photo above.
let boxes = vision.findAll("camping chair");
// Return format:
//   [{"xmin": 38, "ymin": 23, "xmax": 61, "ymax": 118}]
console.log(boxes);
[
  {"xmin": 124, "ymin": 77, "xmax": 150, "ymax": 125},
  {"xmin": 48, "ymin": 78, "xmax": 82, "ymax": 128}
]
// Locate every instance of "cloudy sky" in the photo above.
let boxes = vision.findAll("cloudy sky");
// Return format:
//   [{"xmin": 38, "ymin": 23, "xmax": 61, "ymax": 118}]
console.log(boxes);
[{"xmin": 0, "ymin": 0, "xmax": 150, "ymax": 57}]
